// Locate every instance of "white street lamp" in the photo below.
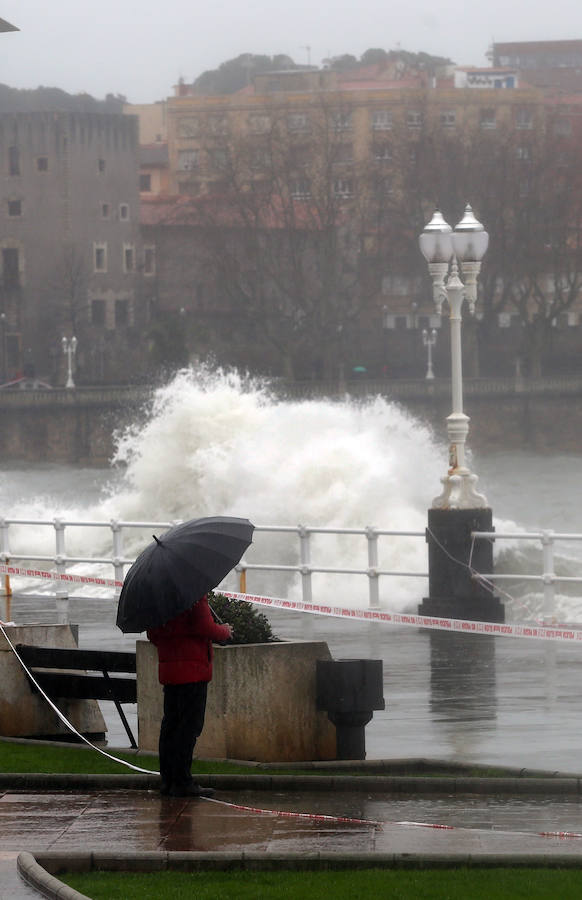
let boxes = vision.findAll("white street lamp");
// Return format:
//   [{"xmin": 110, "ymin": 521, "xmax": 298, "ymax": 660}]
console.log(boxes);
[
  {"xmin": 419, "ymin": 205, "xmax": 488, "ymax": 510},
  {"xmin": 62, "ymin": 336, "xmax": 77, "ymax": 389},
  {"xmin": 422, "ymin": 328, "xmax": 437, "ymax": 380}
]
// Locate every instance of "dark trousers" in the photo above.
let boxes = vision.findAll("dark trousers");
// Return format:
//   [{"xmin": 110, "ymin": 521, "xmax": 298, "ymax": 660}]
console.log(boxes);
[{"xmin": 159, "ymin": 681, "xmax": 208, "ymax": 790}]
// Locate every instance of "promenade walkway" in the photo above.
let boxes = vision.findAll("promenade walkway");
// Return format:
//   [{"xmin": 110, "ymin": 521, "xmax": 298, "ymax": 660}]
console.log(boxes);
[{"xmin": 6, "ymin": 774, "xmax": 582, "ymax": 897}]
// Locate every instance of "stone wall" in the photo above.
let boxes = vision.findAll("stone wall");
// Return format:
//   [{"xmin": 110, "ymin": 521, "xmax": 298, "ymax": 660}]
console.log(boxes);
[
  {"xmin": 137, "ymin": 639, "xmax": 337, "ymax": 762},
  {"xmin": 2, "ymin": 381, "xmax": 582, "ymax": 464}
]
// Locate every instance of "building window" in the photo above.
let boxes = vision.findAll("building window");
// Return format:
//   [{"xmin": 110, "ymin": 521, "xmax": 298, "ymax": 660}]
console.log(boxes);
[
  {"xmin": 115, "ymin": 299, "xmax": 129, "ymax": 326},
  {"xmin": 290, "ymin": 178, "xmax": 311, "ymax": 200},
  {"xmin": 178, "ymin": 149, "xmax": 199, "ymax": 171},
  {"xmin": 332, "ymin": 111, "xmax": 352, "ymax": 132},
  {"xmin": 178, "ymin": 117, "xmax": 200, "ymax": 138},
  {"xmin": 251, "ymin": 147, "xmax": 269, "ymax": 170},
  {"xmin": 554, "ymin": 118, "xmax": 572, "ymax": 136},
  {"xmin": 209, "ymin": 115, "xmax": 228, "ymax": 134},
  {"xmin": 2, "ymin": 248, "xmax": 20, "ymax": 288},
  {"xmin": 36, "ymin": 156, "xmax": 48, "ymax": 172},
  {"xmin": 407, "ymin": 110, "xmax": 423, "ymax": 129},
  {"xmin": 7, "ymin": 200, "xmax": 21, "ymax": 217},
  {"xmin": 287, "ymin": 113, "xmax": 310, "ymax": 133},
  {"xmin": 516, "ymin": 145, "xmax": 531, "ymax": 161},
  {"xmin": 91, "ymin": 299, "xmax": 106, "ymax": 325},
  {"xmin": 97, "ymin": 158, "xmax": 106, "ymax": 173},
  {"xmin": 119, "ymin": 203, "xmax": 130, "ymax": 221},
  {"xmin": 333, "ymin": 177, "xmax": 353, "ymax": 199},
  {"xmin": 515, "ymin": 107, "xmax": 533, "ymax": 129},
  {"xmin": 8, "ymin": 146, "xmax": 20, "ymax": 176},
  {"xmin": 248, "ymin": 114, "xmax": 271, "ymax": 134},
  {"xmin": 209, "ymin": 148, "xmax": 228, "ymax": 171},
  {"xmin": 143, "ymin": 246, "xmax": 156, "ymax": 275},
  {"xmin": 139, "ymin": 173, "xmax": 152, "ymax": 192},
  {"xmin": 371, "ymin": 110, "xmax": 392, "ymax": 130},
  {"xmin": 440, "ymin": 110, "xmax": 456, "ymax": 128},
  {"xmin": 123, "ymin": 245, "xmax": 135, "ymax": 273},
  {"xmin": 373, "ymin": 143, "xmax": 392, "ymax": 161},
  {"xmin": 480, "ymin": 108, "xmax": 496, "ymax": 129},
  {"xmin": 101, "ymin": 203, "xmax": 110, "ymax": 218},
  {"xmin": 94, "ymin": 243, "xmax": 107, "ymax": 272},
  {"xmin": 334, "ymin": 143, "xmax": 353, "ymax": 164}
]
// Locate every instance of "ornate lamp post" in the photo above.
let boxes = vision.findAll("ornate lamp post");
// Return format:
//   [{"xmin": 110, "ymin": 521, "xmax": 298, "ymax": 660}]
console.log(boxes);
[
  {"xmin": 419, "ymin": 205, "xmax": 488, "ymax": 509},
  {"xmin": 422, "ymin": 328, "xmax": 437, "ymax": 380},
  {"xmin": 62, "ymin": 336, "xmax": 77, "ymax": 389},
  {"xmin": 417, "ymin": 205, "xmax": 503, "ymax": 623}
]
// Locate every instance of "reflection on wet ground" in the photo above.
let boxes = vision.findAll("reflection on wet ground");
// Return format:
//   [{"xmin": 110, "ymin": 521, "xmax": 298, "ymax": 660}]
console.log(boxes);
[{"xmin": 5, "ymin": 789, "xmax": 582, "ymax": 858}]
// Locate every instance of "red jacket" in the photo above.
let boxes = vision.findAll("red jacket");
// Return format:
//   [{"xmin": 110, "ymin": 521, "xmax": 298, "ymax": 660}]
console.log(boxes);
[{"xmin": 147, "ymin": 595, "xmax": 231, "ymax": 685}]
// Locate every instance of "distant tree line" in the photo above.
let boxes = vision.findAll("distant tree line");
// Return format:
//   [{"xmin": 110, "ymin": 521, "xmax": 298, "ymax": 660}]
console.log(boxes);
[
  {"xmin": 0, "ymin": 84, "xmax": 126, "ymax": 113},
  {"xmin": 191, "ymin": 48, "xmax": 454, "ymax": 95}
]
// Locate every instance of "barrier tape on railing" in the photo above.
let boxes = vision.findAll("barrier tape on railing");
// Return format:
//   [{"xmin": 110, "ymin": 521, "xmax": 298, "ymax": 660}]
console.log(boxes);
[{"xmin": 2, "ymin": 563, "xmax": 582, "ymax": 643}]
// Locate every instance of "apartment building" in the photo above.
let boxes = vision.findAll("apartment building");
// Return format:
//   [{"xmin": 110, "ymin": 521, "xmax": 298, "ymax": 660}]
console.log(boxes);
[
  {"xmin": 165, "ymin": 66, "xmax": 544, "ymax": 196},
  {"xmin": 0, "ymin": 111, "xmax": 148, "ymax": 384}
]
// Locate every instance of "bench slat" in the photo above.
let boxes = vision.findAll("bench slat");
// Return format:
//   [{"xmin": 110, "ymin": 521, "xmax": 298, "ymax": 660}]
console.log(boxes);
[
  {"xmin": 31, "ymin": 672, "xmax": 137, "ymax": 703},
  {"xmin": 15, "ymin": 645, "xmax": 137, "ymax": 673}
]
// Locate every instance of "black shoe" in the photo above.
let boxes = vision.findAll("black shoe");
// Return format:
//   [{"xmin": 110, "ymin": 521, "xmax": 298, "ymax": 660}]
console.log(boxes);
[
  {"xmin": 159, "ymin": 781, "xmax": 171, "ymax": 796},
  {"xmin": 169, "ymin": 783, "xmax": 215, "ymax": 798}
]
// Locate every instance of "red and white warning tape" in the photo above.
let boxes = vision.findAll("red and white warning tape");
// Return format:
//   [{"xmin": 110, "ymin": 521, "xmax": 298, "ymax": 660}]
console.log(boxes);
[
  {"xmin": 1, "ymin": 563, "xmax": 581, "ymax": 643},
  {"xmin": 204, "ymin": 796, "xmax": 383, "ymax": 828},
  {"xmin": 204, "ymin": 798, "xmax": 582, "ymax": 842}
]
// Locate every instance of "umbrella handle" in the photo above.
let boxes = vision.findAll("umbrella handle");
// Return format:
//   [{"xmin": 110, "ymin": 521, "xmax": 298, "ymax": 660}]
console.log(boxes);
[{"xmin": 208, "ymin": 601, "xmax": 224, "ymax": 624}]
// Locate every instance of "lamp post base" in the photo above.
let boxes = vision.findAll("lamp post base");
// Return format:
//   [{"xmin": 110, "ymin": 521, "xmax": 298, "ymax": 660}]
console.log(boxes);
[{"xmin": 419, "ymin": 507, "xmax": 505, "ymax": 623}]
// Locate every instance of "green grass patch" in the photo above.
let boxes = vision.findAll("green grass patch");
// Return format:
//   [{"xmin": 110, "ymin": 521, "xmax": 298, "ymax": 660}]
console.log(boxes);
[
  {"xmin": 61, "ymin": 867, "xmax": 582, "ymax": 899},
  {"xmin": 0, "ymin": 740, "xmax": 267, "ymax": 776}
]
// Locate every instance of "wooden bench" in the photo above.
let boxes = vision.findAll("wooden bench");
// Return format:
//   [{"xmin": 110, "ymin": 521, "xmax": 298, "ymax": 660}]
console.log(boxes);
[{"xmin": 15, "ymin": 645, "xmax": 138, "ymax": 748}]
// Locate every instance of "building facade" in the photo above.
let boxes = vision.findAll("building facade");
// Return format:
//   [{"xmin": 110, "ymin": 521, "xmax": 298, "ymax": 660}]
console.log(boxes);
[{"xmin": 0, "ymin": 111, "xmax": 149, "ymax": 384}]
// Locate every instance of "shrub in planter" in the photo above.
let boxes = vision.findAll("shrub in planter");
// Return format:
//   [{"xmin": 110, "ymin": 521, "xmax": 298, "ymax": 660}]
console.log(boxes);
[{"xmin": 208, "ymin": 591, "xmax": 278, "ymax": 645}]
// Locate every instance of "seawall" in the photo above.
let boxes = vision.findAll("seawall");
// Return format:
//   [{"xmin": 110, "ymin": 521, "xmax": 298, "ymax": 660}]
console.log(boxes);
[{"xmin": 0, "ymin": 378, "xmax": 581, "ymax": 464}]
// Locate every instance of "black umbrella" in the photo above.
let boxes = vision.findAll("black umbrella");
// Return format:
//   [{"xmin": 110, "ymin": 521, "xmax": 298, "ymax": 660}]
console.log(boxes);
[{"xmin": 116, "ymin": 516, "xmax": 254, "ymax": 633}]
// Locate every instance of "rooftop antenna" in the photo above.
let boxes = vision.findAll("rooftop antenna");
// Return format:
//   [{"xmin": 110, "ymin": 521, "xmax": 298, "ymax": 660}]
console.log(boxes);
[{"xmin": 302, "ymin": 45, "xmax": 311, "ymax": 66}]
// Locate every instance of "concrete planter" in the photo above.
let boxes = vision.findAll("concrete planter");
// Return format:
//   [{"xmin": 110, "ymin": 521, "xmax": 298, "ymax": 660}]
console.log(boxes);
[{"xmin": 137, "ymin": 640, "xmax": 337, "ymax": 762}]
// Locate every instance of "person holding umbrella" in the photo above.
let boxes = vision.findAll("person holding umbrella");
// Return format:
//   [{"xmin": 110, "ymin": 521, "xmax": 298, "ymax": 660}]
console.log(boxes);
[
  {"xmin": 147, "ymin": 593, "xmax": 232, "ymax": 797},
  {"xmin": 116, "ymin": 516, "xmax": 254, "ymax": 798}
]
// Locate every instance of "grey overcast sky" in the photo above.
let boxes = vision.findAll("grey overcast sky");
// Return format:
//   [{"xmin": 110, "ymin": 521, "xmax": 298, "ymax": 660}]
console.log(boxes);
[{"xmin": 2, "ymin": 1, "xmax": 582, "ymax": 104}]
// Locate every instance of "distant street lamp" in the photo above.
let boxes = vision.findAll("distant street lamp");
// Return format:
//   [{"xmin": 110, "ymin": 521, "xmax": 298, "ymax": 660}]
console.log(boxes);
[
  {"xmin": 62, "ymin": 336, "xmax": 77, "ymax": 389},
  {"xmin": 422, "ymin": 327, "xmax": 437, "ymax": 380},
  {"xmin": 418, "ymin": 204, "xmax": 488, "ymax": 509},
  {"xmin": 0, "ymin": 312, "xmax": 6, "ymax": 384}
]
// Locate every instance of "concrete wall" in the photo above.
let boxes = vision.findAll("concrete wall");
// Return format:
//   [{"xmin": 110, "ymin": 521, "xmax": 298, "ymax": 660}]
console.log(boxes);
[
  {"xmin": 3, "ymin": 382, "xmax": 582, "ymax": 464},
  {"xmin": 137, "ymin": 640, "xmax": 337, "ymax": 762},
  {"xmin": 0, "ymin": 624, "xmax": 107, "ymax": 739}
]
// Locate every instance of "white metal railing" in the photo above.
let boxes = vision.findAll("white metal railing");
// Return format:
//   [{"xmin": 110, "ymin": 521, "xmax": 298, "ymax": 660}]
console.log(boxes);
[
  {"xmin": 0, "ymin": 518, "xmax": 427, "ymax": 615},
  {"xmin": 3, "ymin": 517, "xmax": 582, "ymax": 622},
  {"xmin": 473, "ymin": 529, "xmax": 582, "ymax": 620}
]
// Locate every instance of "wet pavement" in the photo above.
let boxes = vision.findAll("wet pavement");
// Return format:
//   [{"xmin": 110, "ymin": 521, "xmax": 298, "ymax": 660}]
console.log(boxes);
[{"xmin": 6, "ymin": 787, "xmax": 582, "ymax": 892}]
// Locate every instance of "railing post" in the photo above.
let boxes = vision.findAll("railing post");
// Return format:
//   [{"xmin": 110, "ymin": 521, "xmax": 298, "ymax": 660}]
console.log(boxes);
[
  {"xmin": 111, "ymin": 520, "xmax": 125, "ymax": 587},
  {"xmin": 0, "ymin": 519, "xmax": 12, "ymax": 621},
  {"xmin": 54, "ymin": 518, "xmax": 69, "ymax": 625},
  {"xmin": 366, "ymin": 527, "xmax": 380, "ymax": 608},
  {"xmin": 541, "ymin": 530, "xmax": 556, "ymax": 622},
  {"xmin": 298, "ymin": 525, "xmax": 312, "ymax": 605}
]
